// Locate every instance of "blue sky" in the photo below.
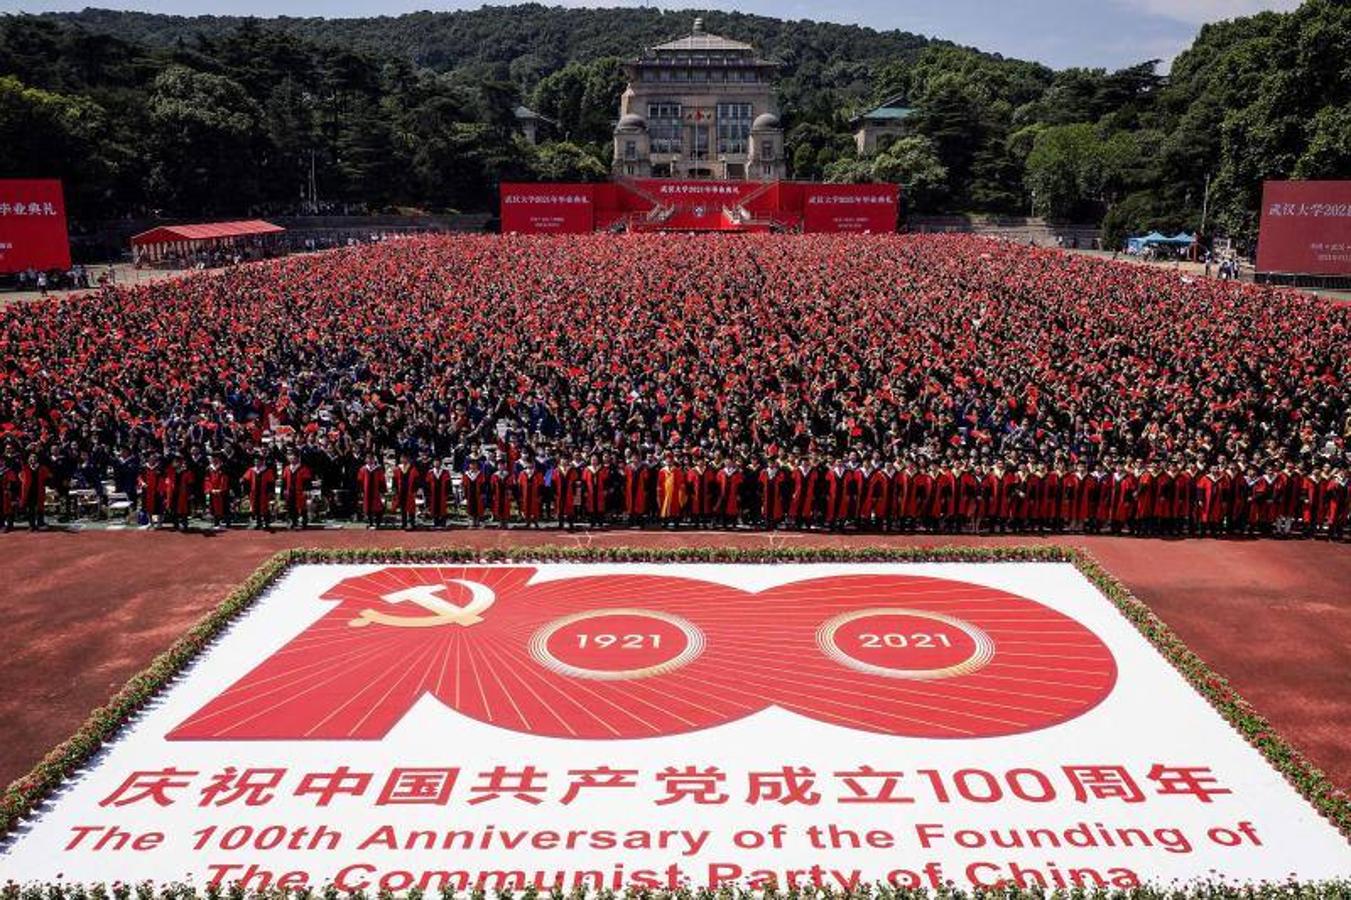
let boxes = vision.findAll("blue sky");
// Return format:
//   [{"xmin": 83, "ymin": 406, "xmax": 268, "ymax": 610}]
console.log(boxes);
[{"xmin": 1, "ymin": 0, "xmax": 1303, "ymax": 69}]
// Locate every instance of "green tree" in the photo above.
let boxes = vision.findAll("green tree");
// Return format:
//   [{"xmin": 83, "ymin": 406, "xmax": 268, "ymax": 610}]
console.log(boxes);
[
  {"xmin": 529, "ymin": 141, "xmax": 608, "ymax": 181},
  {"xmin": 532, "ymin": 57, "xmax": 626, "ymax": 145},
  {"xmin": 146, "ymin": 65, "xmax": 264, "ymax": 214},
  {"xmin": 870, "ymin": 135, "xmax": 949, "ymax": 212}
]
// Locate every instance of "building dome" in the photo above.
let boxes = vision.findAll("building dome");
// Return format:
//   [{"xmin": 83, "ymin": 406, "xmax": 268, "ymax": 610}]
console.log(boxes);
[
  {"xmin": 617, "ymin": 112, "xmax": 647, "ymax": 131},
  {"xmin": 752, "ymin": 112, "xmax": 781, "ymax": 130}
]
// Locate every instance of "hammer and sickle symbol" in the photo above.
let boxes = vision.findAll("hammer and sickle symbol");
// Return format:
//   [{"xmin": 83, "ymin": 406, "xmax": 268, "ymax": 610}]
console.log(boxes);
[{"xmin": 348, "ymin": 579, "xmax": 496, "ymax": 629}]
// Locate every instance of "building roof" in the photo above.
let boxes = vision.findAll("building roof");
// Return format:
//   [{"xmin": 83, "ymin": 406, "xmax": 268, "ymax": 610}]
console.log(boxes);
[
  {"xmin": 853, "ymin": 94, "xmax": 917, "ymax": 126},
  {"xmin": 651, "ymin": 18, "xmax": 755, "ymax": 53},
  {"xmin": 131, "ymin": 220, "xmax": 284, "ymax": 246},
  {"xmin": 515, "ymin": 105, "xmax": 557, "ymax": 125}
]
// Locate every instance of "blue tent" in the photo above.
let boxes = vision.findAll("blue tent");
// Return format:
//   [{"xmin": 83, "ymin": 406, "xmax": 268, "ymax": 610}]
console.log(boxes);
[{"xmin": 1127, "ymin": 231, "xmax": 1195, "ymax": 253}]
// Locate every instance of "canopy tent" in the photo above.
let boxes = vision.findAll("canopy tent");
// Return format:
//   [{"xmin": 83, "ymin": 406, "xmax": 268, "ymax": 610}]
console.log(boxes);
[
  {"xmin": 131, "ymin": 220, "xmax": 285, "ymax": 262},
  {"xmin": 1126, "ymin": 231, "xmax": 1196, "ymax": 254}
]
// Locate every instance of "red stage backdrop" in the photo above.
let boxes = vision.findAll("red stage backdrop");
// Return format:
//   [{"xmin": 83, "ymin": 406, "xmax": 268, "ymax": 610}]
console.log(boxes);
[
  {"xmin": 0, "ymin": 179, "xmax": 71, "ymax": 273},
  {"xmin": 502, "ymin": 181, "xmax": 899, "ymax": 234},
  {"xmin": 1256, "ymin": 180, "xmax": 1351, "ymax": 276},
  {"xmin": 500, "ymin": 183, "xmax": 595, "ymax": 234},
  {"xmin": 801, "ymin": 183, "xmax": 899, "ymax": 233}
]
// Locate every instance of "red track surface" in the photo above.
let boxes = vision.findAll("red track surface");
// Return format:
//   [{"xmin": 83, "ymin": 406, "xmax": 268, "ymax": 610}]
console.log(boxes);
[{"xmin": 1, "ymin": 531, "xmax": 1347, "ymax": 790}]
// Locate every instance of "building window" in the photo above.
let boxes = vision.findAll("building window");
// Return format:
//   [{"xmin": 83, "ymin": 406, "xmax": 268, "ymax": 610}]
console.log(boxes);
[
  {"xmin": 717, "ymin": 102, "xmax": 753, "ymax": 155},
  {"xmin": 760, "ymin": 140, "xmax": 775, "ymax": 161},
  {"xmin": 625, "ymin": 140, "xmax": 638, "ymax": 161},
  {"xmin": 647, "ymin": 103, "xmax": 683, "ymax": 155}
]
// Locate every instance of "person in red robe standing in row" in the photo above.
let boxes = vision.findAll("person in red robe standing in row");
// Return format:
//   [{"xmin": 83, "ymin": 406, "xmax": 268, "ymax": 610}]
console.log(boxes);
[
  {"xmin": 281, "ymin": 450, "xmax": 313, "ymax": 530},
  {"xmin": 163, "ymin": 453, "xmax": 196, "ymax": 532},
  {"xmin": 788, "ymin": 455, "xmax": 819, "ymax": 529},
  {"xmin": 393, "ymin": 454, "xmax": 422, "ymax": 531},
  {"xmin": 356, "ymin": 452, "xmax": 385, "ymax": 530},
  {"xmin": 623, "ymin": 452, "xmax": 649, "ymax": 527},
  {"xmin": 581, "ymin": 453, "xmax": 608, "ymax": 528},
  {"xmin": 489, "ymin": 460, "xmax": 512, "ymax": 528},
  {"xmin": 426, "ymin": 458, "xmax": 454, "ymax": 529},
  {"xmin": 242, "ymin": 454, "xmax": 277, "ymax": 531},
  {"xmin": 462, "ymin": 458, "xmax": 486, "ymax": 527},
  {"xmin": 760, "ymin": 459, "xmax": 787, "ymax": 529},
  {"xmin": 686, "ymin": 459, "xmax": 717, "ymax": 528},
  {"xmin": 516, "ymin": 459, "xmax": 543, "ymax": 527},
  {"xmin": 715, "ymin": 460, "xmax": 743, "ymax": 528},
  {"xmin": 2, "ymin": 453, "xmax": 21, "ymax": 532},
  {"xmin": 20, "ymin": 453, "xmax": 52, "ymax": 532},
  {"xmin": 203, "ymin": 454, "xmax": 231, "ymax": 529},
  {"xmin": 139, "ymin": 454, "xmax": 164, "ymax": 528},
  {"xmin": 554, "ymin": 456, "xmax": 582, "ymax": 530}
]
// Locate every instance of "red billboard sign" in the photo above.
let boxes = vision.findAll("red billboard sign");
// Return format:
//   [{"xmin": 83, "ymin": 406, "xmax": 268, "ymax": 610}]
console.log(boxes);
[
  {"xmin": 1256, "ymin": 180, "xmax": 1351, "ymax": 276},
  {"xmin": 801, "ymin": 183, "xmax": 899, "ymax": 233},
  {"xmin": 500, "ymin": 183, "xmax": 595, "ymax": 234},
  {"xmin": 0, "ymin": 179, "xmax": 71, "ymax": 274}
]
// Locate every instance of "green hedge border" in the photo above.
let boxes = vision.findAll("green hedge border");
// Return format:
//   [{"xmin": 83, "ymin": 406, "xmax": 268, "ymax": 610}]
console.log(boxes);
[{"xmin": 1, "ymin": 545, "xmax": 1347, "ymax": 895}]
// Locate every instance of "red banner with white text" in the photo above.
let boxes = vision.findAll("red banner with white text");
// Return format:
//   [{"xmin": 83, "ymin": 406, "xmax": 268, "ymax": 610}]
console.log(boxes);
[
  {"xmin": 0, "ymin": 179, "xmax": 72, "ymax": 274},
  {"xmin": 500, "ymin": 184, "xmax": 595, "ymax": 234},
  {"xmin": 1256, "ymin": 180, "xmax": 1351, "ymax": 276},
  {"xmin": 801, "ymin": 184, "xmax": 899, "ymax": 233}
]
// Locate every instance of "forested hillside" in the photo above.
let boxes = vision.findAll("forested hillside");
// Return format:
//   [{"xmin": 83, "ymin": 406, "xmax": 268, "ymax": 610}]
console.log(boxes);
[{"xmin": 1, "ymin": 1, "xmax": 1346, "ymax": 245}]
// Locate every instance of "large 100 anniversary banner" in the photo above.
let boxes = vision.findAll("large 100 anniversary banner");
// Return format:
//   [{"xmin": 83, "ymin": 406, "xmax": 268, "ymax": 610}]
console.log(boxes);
[{"xmin": 1, "ymin": 563, "xmax": 1347, "ymax": 890}]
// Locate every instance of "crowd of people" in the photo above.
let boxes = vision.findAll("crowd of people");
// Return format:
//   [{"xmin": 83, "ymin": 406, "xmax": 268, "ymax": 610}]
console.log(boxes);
[{"xmin": 0, "ymin": 233, "xmax": 1346, "ymax": 539}]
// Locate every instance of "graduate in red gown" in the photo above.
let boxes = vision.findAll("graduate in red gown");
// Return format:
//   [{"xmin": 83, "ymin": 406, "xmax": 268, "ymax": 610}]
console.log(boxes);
[
  {"xmin": 139, "ymin": 454, "xmax": 165, "ymax": 527},
  {"xmin": 203, "ymin": 454, "xmax": 231, "ymax": 529},
  {"xmin": 1194, "ymin": 465, "xmax": 1226, "ymax": 537},
  {"xmin": 1134, "ymin": 463, "xmax": 1157, "ymax": 536},
  {"xmin": 715, "ymin": 459, "xmax": 745, "ymax": 528},
  {"xmin": 889, "ymin": 460, "xmax": 912, "ymax": 530},
  {"xmin": 0, "ymin": 451, "xmax": 18, "ymax": 532},
  {"xmin": 1035, "ymin": 463, "xmax": 1058, "ymax": 532},
  {"xmin": 1317, "ymin": 465, "xmax": 1347, "ymax": 539},
  {"xmin": 242, "ymin": 454, "xmax": 278, "ymax": 531},
  {"xmin": 488, "ymin": 459, "xmax": 513, "ymax": 528},
  {"xmin": 622, "ymin": 452, "xmax": 650, "ymax": 527},
  {"xmin": 1172, "ymin": 464, "xmax": 1195, "ymax": 536},
  {"xmin": 280, "ymin": 450, "xmax": 313, "ymax": 530},
  {"xmin": 356, "ymin": 452, "xmax": 386, "ymax": 529},
  {"xmin": 686, "ymin": 459, "xmax": 717, "ymax": 528},
  {"xmin": 931, "ymin": 463, "xmax": 957, "ymax": 532},
  {"xmin": 163, "ymin": 453, "xmax": 197, "ymax": 531},
  {"xmin": 425, "ymin": 458, "xmax": 454, "ymax": 528},
  {"xmin": 581, "ymin": 453, "xmax": 609, "ymax": 528},
  {"xmin": 393, "ymin": 454, "xmax": 422, "ymax": 530},
  {"xmin": 1059, "ymin": 463, "xmax": 1084, "ymax": 530},
  {"xmin": 1108, "ymin": 464, "xmax": 1137, "ymax": 534},
  {"xmin": 515, "ymin": 458, "xmax": 544, "ymax": 527},
  {"xmin": 787, "ymin": 454, "xmax": 820, "ymax": 529},
  {"xmin": 756, "ymin": 457, "xmax": 785, "ymax": 529},
  {"xmin": 958, "ymin": 462, "xmax": 982, "ymax": 532},
  {"xmin": 909, "ymin": 465, "xmax": 934, "ymax": 530},
  {"xmin": 554, "ymin": 455, "xmax": 582, "ymax": 530},
  {"xmin": 860, "ymin": 456, "xmax": 891, "ymax": 530},
  {"xmin": 461, "ymin": 457, "xmax": 487, "ymax": 527},
  {"xmin": 19, "ymin": 453, "xmax": 52, "ymax": 532}
]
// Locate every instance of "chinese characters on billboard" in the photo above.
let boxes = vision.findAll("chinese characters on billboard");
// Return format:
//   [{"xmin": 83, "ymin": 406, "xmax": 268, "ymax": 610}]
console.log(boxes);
[
  {"xmin": 1256, "ymin": 180, "xmax": 1351, "ymax": 276},
  {"xmin": 0, "ymin": 179, "xmax": 72, "ymax": 274}
]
